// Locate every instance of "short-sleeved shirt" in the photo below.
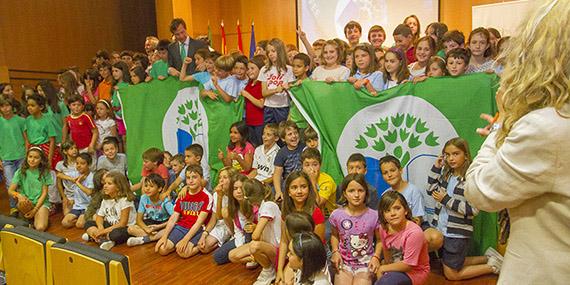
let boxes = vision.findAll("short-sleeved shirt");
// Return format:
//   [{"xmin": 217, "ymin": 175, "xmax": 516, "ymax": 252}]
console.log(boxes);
[
  {"xmin": 192, "ymin": 71, "xmax": 211, "ymax": 84},
  {"xmin": 55, "ymin": 161, "xmax": 79, "ymax": 197},
  {"xmin": 138, "ymin": 194, "xmax": 174, "ymax": 222},
  {"xmin": 317, "ymin": 172, "xmax": 337, "ymax": 216},
  {"xmin": 12, "ymin": 168, "xmax": 53, "ymax": 207},
  {"xmin": 44, "ymin": 101, "xmax": 69, "ymax": 144},
  {"xmin": 244, "ymin": 80, "xmax": 264, "ymax": 126},
  {"xmin": 408, "ymin": 62, "xmax": 426, "ymax": 78},
  {"xmin": 150, "ymin": 60, "xmax": 169, "ymax": 79},
  {"xmin": 25, "ymin": 115, "xmax": 57, "ymax": 145},
  {"xmin": 141, "ymin": 164, "xmax": 169, "ymax": 183},
  {"xmin": 174, "ymin": 188, "xmax": 213, "ymax": 229},
  {"xmin": 258, "ymin": 200, "xmax": 282, "ymax": 247},
  {"xmin": 0, "ymin": 115, "xmax": 26, "ymax": 161},
  {"xmin": 95, "ymin": 118, "xmax": 116, "ymax": 146},
  {"xmin": 96, "ymin": 153, "xmax": 128, "ymax": 174},
  {"xmin": 227, "ymin": 142, "xmax": 255, "ymax": 174},
  {"xmin": 329, "ymin": 207, "xmax": 378, "ymax": 268},
  {"xmin": 353, "ymin": 70, "xmax": 385, "ymax": 92},
  {"xmin": 384, "ymin": 184, "xmax": 425, "ymax": 218},
  {"xmin": 380, "ymin": 221, "xmax": 430, "ymax": 285},
  {"xmin": 274, "ymin": 143, "xmax": 305, "ymax": 180},
  {"xmin": 252, "ymin": 143, "xmax": 280, "ymax": 182},
  {"xmin": 97, "ymin": 80, "xmax": 113, "ymax": 102},
  {"xmin": 73, "ymin": 172, "xmax": 93, "ymax": 210},
  {"xmin": 66, "ymin": 113, "xmax": 96, "ymax": 149},
  {"xmin": 310, "ymin": 65, "xmax": 350, "ymax": 81},
  {"xmin": 203, "ymin": 75, "xmax": 241, "ymax": 99},
  {"xmin": 97, "ymin": 197, "xmax": 136, "ymax": 225},
  {"xmin": 257, "ymin": 65, "xmax": 295, "ymax": 108}
]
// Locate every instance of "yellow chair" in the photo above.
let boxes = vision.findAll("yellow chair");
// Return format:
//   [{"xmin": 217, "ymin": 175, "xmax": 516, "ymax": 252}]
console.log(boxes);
[
  {"xmin": 50, "ymin": 241, "xmax": 132, "ymax": 285},
  {"xmin": 0, "ymin": 215, "xmax": 30, "ymax": 271},
  {"xmin": 0, "ymin": 226, "xmax": 65, "ymax": 285}
]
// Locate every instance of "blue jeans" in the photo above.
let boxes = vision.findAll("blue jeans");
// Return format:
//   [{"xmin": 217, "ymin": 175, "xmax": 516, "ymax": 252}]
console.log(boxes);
[{"xmin": 3, "ymin": 159, "xmax": 23, "ymax": 208}]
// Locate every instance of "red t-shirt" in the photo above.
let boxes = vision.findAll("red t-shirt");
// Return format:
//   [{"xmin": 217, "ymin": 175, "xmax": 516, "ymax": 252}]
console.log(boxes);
[
  {"xmin": 406, "ymin": 47, "xmax": 417, "ymax": 64},
  {"xmin": 174, "ymin": 188, "xmax": 213, "ymax": 229},
  {"xmin": 141, "ymin": 164, "xmax": 169, "ymax": 183},
  {"xmin": 66, "ymin": 113, "xmax": 96, "ymax": 149},
  {"xmin": 244, "ymin": 80, "xmax": 264, "ymax": 126},
  {"xmin": 312, "ymin": 207, "xmax": 325, "ymax": 225}
]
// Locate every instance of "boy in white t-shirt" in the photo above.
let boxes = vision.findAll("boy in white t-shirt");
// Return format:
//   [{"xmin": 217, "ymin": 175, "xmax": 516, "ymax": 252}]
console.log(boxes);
[{"xmin": 249, "ymin": 123, "xmax": 280, "ymax": 184}]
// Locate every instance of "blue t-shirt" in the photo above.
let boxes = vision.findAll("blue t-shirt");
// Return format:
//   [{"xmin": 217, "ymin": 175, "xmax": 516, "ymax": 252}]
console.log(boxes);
[
  {"xmin": 73, "ymin": 172, "xmax": 93, "ymax": 210},
  {"xmin": 274, "ymin": 143, "xmax": 305, "ymax": 180},
  {"xmin": 137, "ymin": 194, "xmax": 174, "ymax": 222},
  {"xmin": 192, "ymin": 71, "xmax": 211, "ymax": 84},
  {"xmin": 203, "ymin": 75, "xmax": 241, "ymax": 99},
  {"xmin": 385, "ymin": 183, "xmax": 425, "ymax": 218},
  {"xmin": 436, "ymin": 176, "xmax": 466, "ymax": 238},
  {"xmin": 354, "ymin": 70, "xmax": 385, "ymax": 92}
]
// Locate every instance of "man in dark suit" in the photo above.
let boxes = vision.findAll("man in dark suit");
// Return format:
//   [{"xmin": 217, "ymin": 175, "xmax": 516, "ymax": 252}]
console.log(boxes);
[{"xmin": 167, "ymin": 18, "xmax": 208, "ymax": 76}]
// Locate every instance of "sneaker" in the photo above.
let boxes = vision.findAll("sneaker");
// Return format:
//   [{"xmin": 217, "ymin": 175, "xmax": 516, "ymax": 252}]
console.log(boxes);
[
  {"xmin": 487, "ymin": 256, "xmax": 502, "ymax": 274},
  {"xmin": 99, "ymin": 240, "xmax": 116, "ymax": 251},
  {"xmin": 253, "ymin": 267, "xmax": 275, "ymax": 285},
  {"xmin": 9, "ymin": 208, "xmax": 19, "ymax": 218},
  {"xmin": 245, "ymin": 261, "xmax": 259, "ymax": 270},
  {"xmin": 81, "ymin": 233, "xmax": 91, "ymax": 242},
  {"xmin": 485, "ymin": 247, "xmax": 504, "ymax": 264},
  {"xmin": 127, "ymin": 237, "xmax": 145, "ymax": 247}
]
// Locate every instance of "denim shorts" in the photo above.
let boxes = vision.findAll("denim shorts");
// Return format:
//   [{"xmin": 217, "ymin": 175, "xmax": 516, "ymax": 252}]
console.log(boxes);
[{"xmin": 167, "ymin": 224, "xmax": 203, "ymax": 246}]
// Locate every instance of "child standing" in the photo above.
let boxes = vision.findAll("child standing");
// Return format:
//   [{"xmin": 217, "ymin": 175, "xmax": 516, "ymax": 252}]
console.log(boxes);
[
  {"xmin": 84, "ymin": 171, "xmax": 136, "ymax": 250},
  {"xmin": 94, "ymin": 99, "xmax": 117, "ymax": 150},
  {"xmin": 55, "ymin": 141, "xmax": 79, "ymax": 216},
  {"xmin": 367, "ymin": 25, "xmax": 386, "ymax": 50},
  {"xmin": 348, "ymin": 43, "xmax": 384, "ymax": 96},
  {"xmin": 442, "ymin": 30, "xmax": 465, "ymax": 56},
  {"xmin": 426, "ymin": 56, "xmax": 448, "ymax": 78},
  {"xmin": 393, "ymin": 24, "xmax": 416, "ymax": 64},
  {"xmin": 8, "ymin": 147, "xmax": 52, "ymax": 231},
  {"xmin": 179, "ymin": 48, "xmax": 211, "ymax": 83},
  {"xmin": 375, "ymin": 191, "xmax": 430, "ymax": 285},
  {"xmin": 259, "ymin": 38, "xmax": 295, "ymax": 124},
  {"xmin": 330, "ymin": 174, "xmax": 382, "ymax": 285},
  {"xmin": 155, "ymin": 165, "xmax": 213, "ymax": 258},
  {"xmin": 311, "ymin": 40, "xmax": 350, "ymax": 83},
  {"xmin": 218, "ymin": 121, "xmax": 254, "ymax": 175},
  {"xmin": 383, "ymin": 48, "xmax": 411, "ymax": 89},
  {"xmin": 409, "ymin": 37, "xmax": 436, "ymax": 78},
  {"xmin": 62, "ymin": 94, "xmax": 98, "ymax": 154},
  {"xmin": 0, "ymin": 97, "xmax": 27, "ymax": 215},
  {"xmin": 249, "ymin": 123, "xmax": 280, "ymax": 185},
  {"xmin": 201, "ymin": 55, "xmax": 241, "ymax": 103},
  {"xmin": 97, "ymin": 62, "xmax": 114, "ymax": 102},
  {"xmin": 61, "ymin": 153, "xmax": 93, "ymax": 229},
  {"xmin": 36, "ymin": 80, "xmax": 68, "ymax": 144},
  {"xmin": 446, "ymin": 48, "xmax": 470, "ymax": 77},
  {"xmin": 96, "ymin": 137, "xmax": 127, "ymax": 175},
  {"xmin": 111, "ymin": 61, "xmax": 132, "ymax": 149},
  {"xmin": 149, "ymin": 39, "xmax": 171, "ymax": 80},
  {"xmin": 273, "ymin": 121, "xmax": 305, "ymax": 202},
  {"xmin": 240, "ymin": 55, "xmax": 266, "ymax": 146},
  {"xmin": 288, "ymin": 53, "xmax": 311, "ymax": 133},
  {"xmin": 24, "ymin": 94, "xmax": 61, "ymax": 169},
  {"xmin": 126, "ymin": 173, "xmax": 174, "ymax": 246},
  {"xmin": 427, "ymin": 138, "xmax": 502, "ymax": 280},
  {"xmin": 466, "ymin": 27, "xmax": 494, "ymax": 74}
]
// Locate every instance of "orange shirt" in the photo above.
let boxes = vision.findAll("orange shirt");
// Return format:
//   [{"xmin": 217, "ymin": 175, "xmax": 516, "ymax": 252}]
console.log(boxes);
[{"xmin": 97, "ymin": 80, "xmax": 113, "ymax": 102}]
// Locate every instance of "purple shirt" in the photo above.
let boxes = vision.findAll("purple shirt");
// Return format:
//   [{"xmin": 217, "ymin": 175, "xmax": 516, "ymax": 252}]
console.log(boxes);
[{"xmin": 329, "ymin": 207, "xmax": 379, "ymax": 268}]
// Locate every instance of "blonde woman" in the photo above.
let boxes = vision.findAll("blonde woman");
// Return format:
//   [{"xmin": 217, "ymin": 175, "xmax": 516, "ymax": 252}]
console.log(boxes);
[{"xmin": 465, "ymin": 1, "xmax": 570, "ymax": 284}]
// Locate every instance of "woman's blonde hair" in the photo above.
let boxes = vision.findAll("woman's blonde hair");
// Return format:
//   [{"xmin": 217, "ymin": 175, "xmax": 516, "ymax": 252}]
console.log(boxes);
[{"xmin": 496, "ymin": 0, "xmax": 570, "ymax": 147}]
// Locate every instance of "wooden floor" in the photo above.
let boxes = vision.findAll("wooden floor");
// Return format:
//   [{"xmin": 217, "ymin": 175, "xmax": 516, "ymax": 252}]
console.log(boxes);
[{"xmin": 0, "ymin": 184, "xmax": 497, "ymax": 285}]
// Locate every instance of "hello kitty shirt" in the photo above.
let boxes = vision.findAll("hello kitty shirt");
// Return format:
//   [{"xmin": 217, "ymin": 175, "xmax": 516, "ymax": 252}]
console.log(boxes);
[{"xmin": 329, "ymin": 207, "xmax": 379, "ymax": 269}]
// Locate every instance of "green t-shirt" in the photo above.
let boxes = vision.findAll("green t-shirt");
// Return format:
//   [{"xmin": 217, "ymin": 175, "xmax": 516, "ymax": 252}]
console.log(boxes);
[
  {"xmin": 436, "ymin": 49, "xmax": 446, "ymax": 59},
  {"xmin": 112, "ymin": 81, "xmax": 130, "ymax": 119},
  {"xmin": 12, "ymin": 168, "xmax": 53, "ymax": 207},
  {"xmin": 150, "ymin": 60, "xmax": 169, "ymax": 79},
  {"xmin": 0, "ymin": 115, "xmax": 26, "ymax": 161},
  {"xmin": 44, "ymin": 101, "xmax": 69, "ymax": 143},
  {"xmin": 25, "ymin": 115, "xmax": 57, "ymax": 145}
]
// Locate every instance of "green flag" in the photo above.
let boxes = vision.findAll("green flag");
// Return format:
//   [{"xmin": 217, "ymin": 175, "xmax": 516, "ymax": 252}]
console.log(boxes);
[
  {"xmin": 119, "ymin": 77, "xmax": 243, "ymax": 186},
  {"xmin": 290, "ymin": 73, "xmax": 499, "ymax": 255}
]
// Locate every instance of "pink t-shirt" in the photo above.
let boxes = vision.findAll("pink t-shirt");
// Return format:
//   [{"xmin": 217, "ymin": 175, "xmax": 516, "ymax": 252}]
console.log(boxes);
[
  {"xmin": 227, "ymin": 142, "xmax": 255, "ymax": 174},
  {"xmin": 380, "ymin": 221, "xmax": 430, "ymax": 285}
]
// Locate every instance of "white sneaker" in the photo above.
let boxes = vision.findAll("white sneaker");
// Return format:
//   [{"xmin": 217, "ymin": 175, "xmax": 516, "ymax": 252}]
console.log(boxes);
[
  {"xmin": 127, "ymin": 237, "xmax": 145, "ymax": 247},
  {"xmin": 99, "ymin": 240, "xmax": 116, "ymax": 251},
  {"xmin": 253, "ymin": 267, "xmax": 275, "ymax": 285},
  {"xmin": 81, "ymin": 233, "xmax": 91, "ymax": 242},
  {"xmin": 487, "ymin": 256, "xmax": 502, "ymax": 274},
  {"xmin": 485, "ymin": 247, "xmax": 504, "ymax": 264},
  {"xmin": 245, "ymin": 261, "xmax": 259, "ymax": 270}
]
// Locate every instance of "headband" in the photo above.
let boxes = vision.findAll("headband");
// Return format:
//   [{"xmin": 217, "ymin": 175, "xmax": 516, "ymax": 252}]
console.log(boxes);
[{"xmin": 98, "ymin": 99, "xmax": 111, "ymax": 109}]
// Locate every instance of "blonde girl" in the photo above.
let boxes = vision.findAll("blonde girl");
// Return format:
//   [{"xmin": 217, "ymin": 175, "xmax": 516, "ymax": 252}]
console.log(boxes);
[
  {"xmin": 94, "ymin": 99, "xmax": 117, "ymax": 150},
  {"xmin": 409, "ymin": 36, "xmax": 436, "ymax": 78},
  {"xmin": 404, "ymin": 15, "xmax": 421, "ymax": 44},
  {"xmin": 311, "ymin": 40, "xmax": 350, "ymax": 83}
]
